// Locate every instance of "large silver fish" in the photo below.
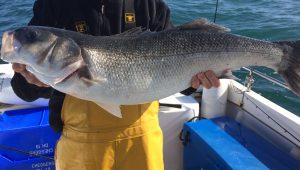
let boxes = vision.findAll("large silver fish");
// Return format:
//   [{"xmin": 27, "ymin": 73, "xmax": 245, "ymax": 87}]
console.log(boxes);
[{"xmin": 1, "ymin": 19, "xmax": 300, "ymax": 117}]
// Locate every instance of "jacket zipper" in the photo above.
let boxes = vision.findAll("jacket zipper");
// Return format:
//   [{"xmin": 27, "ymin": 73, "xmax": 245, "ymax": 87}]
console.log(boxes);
[{"xmin": 101, "ymin": 0, "xmax": 105, "ymax": 14}]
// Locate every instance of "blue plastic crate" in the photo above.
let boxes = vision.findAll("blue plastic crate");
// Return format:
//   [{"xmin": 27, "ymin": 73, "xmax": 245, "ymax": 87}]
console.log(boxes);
[
  {"xmin": 0, "ymin": 155, "xmax": 55, "ymax": 170},
  {"xmin": 0, "ymin": 107, "xmax": 61, "ymax": 169}
]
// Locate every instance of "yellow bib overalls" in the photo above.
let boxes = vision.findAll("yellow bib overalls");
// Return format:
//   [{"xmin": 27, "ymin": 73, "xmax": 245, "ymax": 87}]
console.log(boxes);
[{"xmin": 55, "ymin": 95, "xmax": 164, "ymax": 170}]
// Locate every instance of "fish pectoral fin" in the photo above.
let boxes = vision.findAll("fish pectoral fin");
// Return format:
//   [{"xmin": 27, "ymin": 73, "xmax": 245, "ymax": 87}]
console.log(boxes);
[
  {"xmin": 177, "ymin": 18, "xmax": 230, "ymax": 33},
  {"xmin": 219, "ymin": 69, "xmax": 240, "ymax": 81},
  {"xmin": 95, "ymin": 102, "xmax": 122, "ymax": 118},
  {"xmin": 80, "ymin": 77, "xmax": 107, "ymax": 86}
]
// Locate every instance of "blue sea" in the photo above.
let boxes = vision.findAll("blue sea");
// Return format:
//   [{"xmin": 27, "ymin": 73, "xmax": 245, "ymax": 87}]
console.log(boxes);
[{"xmin": 0, "ymin": 0, "xmax": 300, "ymax": 115}]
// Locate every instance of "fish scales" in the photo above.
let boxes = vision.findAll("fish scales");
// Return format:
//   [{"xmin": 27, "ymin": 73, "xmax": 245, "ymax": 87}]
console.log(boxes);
[
  {"xmin": 78, "ymin": 31, "xmax": 283, "ymax": 102},
  {"xmin": 1, "ymin": 19, "xmax": 299, "ymax": 117}
]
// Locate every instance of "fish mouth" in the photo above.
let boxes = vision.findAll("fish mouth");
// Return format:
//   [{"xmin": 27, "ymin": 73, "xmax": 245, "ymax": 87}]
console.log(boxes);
[
  {"xmin": 1, "ymin": 31, "xmax": 14, "ymax": 60},
  {"xmin": 1, "ymin": 31, "xmax": 21, "ymax": 62}
]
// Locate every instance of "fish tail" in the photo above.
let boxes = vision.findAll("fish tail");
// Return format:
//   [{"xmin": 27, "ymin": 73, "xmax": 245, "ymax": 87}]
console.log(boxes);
[{"xmin": 276, "ymin": 40, "xmax": 300, "ymax": 96}]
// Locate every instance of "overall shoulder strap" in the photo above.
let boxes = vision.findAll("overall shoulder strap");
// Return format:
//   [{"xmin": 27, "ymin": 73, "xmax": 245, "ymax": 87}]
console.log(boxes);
[{"xmin": 123, "ymin": 0, "xmax": 136, "ymax": 30}]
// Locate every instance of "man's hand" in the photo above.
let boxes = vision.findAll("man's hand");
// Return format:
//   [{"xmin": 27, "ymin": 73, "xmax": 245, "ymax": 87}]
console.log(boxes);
[
  {"xmin": 12, "ymin": 63, "xmax": 50, "ymax": 87},
  {"xmin": 191, "ymin": 70, "xmax": 220, "ymax": 89}
]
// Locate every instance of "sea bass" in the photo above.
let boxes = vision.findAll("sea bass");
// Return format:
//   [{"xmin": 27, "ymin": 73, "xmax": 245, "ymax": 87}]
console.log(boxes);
[{"xmin": 1, "ymin": 19, "xmax": 300, "ymax": 117}]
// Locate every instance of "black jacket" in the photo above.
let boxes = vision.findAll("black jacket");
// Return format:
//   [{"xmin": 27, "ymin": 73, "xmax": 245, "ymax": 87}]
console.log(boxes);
[{"xmin": 11, "ymin": 0, "xmax": 195, "ymax": 132}]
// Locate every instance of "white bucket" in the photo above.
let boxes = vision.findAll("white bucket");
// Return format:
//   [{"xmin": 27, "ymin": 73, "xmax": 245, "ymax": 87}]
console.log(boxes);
[{"xmin": 200, "ymin": 79, "xmax": 230, "ymax": 118}]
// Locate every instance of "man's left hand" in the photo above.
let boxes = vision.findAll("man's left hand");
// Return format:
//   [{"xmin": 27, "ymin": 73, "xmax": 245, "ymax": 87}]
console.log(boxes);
[{"xmin": 191, "ymin": 70, "xmax": 220, "ymax": 89}]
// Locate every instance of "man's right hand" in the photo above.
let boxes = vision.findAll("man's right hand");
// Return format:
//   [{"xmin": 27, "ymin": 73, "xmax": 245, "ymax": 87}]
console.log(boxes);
[{"xmin": 12, "ymin": 63, "xmax": 50, "ymax": 87}]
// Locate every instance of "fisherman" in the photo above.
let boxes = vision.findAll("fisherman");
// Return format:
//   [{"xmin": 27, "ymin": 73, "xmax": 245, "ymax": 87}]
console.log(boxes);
[{"xmin": 10, "ymin": 0, "xmax": 219, "ymax": 169}]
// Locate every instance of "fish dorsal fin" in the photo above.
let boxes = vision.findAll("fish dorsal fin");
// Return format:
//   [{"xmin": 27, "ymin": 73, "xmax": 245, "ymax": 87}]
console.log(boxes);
[
  {"xmin": 177, "ymin": 18, "xmax": 230, "ymax": 33},
  {"xmin": 113, "ymin": 27, "xmax": 152, "ymax": 37}
]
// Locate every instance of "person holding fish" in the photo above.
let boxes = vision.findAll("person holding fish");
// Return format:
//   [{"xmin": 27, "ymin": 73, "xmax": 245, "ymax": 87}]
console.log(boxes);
[{"xmin": 8, "ymin": 0, "xmax": 220, "ymax": 169}]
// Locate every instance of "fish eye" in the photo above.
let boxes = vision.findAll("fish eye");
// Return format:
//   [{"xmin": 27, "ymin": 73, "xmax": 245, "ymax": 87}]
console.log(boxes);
[
  {"xmin": 14, "ymin": 27, "xmax": 41, "ymax": 44},
  {"xmin": 25, "ymin": 30, "xmax": 38, "ymax": 42}
]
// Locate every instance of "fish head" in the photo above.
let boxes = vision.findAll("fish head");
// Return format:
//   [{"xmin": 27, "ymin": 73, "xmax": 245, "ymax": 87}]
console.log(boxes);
[{"xmin": 1, "ymin": 26, "xmax": 84, "ymax": 85}]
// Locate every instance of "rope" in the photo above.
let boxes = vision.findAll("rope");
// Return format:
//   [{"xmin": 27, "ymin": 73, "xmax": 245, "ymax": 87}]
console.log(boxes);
[
  {"xmin": 213, "ymin": 0, "xmax": 219, "ymax": 23},
  {"xmin": 244, "ymin": 95, "xmax": 300, "ymax": 145},
  {"xmin": 231, "ymin": 83, "xmax": 300, "ymax": 146},
  {"xmin": 0, "ymin": 144, "xmax": 54, "ymax": 161}
]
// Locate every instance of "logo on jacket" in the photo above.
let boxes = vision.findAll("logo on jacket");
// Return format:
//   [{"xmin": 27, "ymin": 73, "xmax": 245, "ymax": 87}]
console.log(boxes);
[
  {"xmin": 75, "ymin": 21, "xmax": 88, "ymax": 33},
  {"xmin": 125, "ymin": 13, "xmax": 136, "ymax": 23}
]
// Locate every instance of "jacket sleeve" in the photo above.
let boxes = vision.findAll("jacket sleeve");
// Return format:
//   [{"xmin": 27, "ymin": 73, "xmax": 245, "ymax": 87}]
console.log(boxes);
[
  {"xmin": 28, "ymin": 0, "xmax": 63, "ymax": 27},
  {"xmin": 150, "ymin": 0, "xmax": 174, "ymax": 31},
  {"xmin": 10, "ymin": 0, "xmax": 59, "ymax": 101},
  {"xmin": 133, "ymin": 0, "xmax": 174, "ymax": 32},
  {"xmin": 11, "ymin": 73, "xmax": 53, "ymax": 101}
]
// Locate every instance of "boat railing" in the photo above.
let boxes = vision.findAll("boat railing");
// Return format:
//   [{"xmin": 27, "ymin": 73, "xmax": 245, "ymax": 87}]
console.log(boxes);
[{"xmin": 241, "ymin": 67, "xmax": 290, "ymax": 91}]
